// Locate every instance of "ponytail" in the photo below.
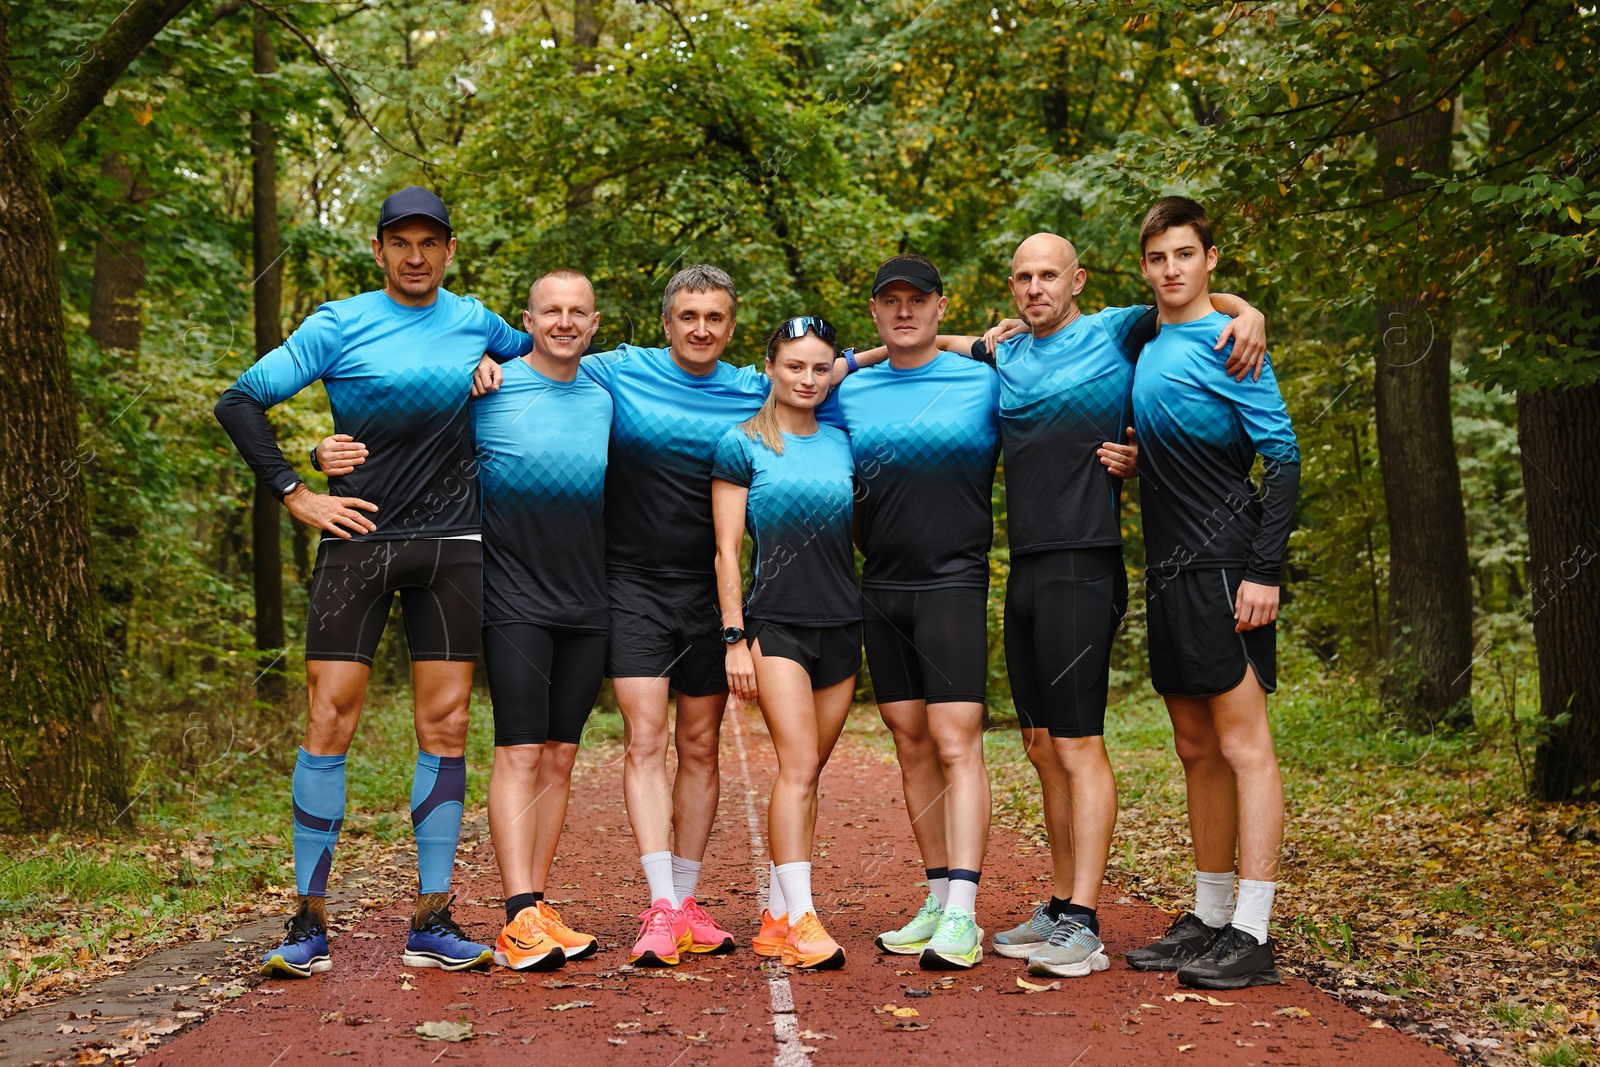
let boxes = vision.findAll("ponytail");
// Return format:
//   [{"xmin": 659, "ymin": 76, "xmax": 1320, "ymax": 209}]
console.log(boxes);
[{"xmin": 741, "ymin": 391, "xmax": 785, "ymax": 455}]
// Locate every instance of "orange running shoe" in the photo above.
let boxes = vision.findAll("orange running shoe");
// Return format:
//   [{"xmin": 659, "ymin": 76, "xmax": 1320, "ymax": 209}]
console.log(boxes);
[
  {"xmin": 629, "ymin": 899, "xmax": 686, "ymax": 966},
  {"xmin": 751, "ymin": 909, "xmax": 789, "ymax": 958},
  {"xmin": 680, "ymin": 895, "xmax": 735, "ymax": 954},
  {"xmin": 493, "ymin": 907, "xmax": 567, "ymax": 972},
  {"xmin": 783, "ymin": 911, "xmax": 845, "ymax": 970},
  {"xmin": 533, "ymin": 901, "xmax": 598, "ymax": 962}
]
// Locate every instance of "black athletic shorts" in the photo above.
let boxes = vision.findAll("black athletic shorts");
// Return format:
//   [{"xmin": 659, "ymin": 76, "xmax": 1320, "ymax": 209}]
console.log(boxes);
[
  {"xmin": 748, "ymin": 620, "xmax": 862, "ymax": 690},
  {"xmin": 1146, "ymin": 566, "xmax": 1277, "ymax": 697},
  {"xmin": 483, "ymin": 622, "xmax": 608, "ymax": 746},
  {"xmin": 306, "ymin": 538, "xmax": 481, "ymax": 665},
  {"xmin": 861, "ymin": 585, "xmax": 988, "ymax": 706},
  {"xmin": 606, "ymin": 571, "xmax": 727, "ymax": 697},
  {"xmin": 1005, "ymin": 547, "xmax": 1128, "ymax": 738}
]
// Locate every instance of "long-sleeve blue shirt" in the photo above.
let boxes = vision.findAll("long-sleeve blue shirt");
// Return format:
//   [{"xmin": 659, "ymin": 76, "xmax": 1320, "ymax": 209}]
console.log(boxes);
[
  {"xmin": 1131, "ymin": 311, "xmax": 1301, "ymax": 584},
  {"xmin": 215, "ymin": 287, "xmax": 529, "ymax": 540}
]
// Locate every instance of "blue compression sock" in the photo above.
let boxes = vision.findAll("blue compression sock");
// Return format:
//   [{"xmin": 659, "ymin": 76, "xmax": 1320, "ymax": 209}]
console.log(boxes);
[
  {"xmin": 292, "ymin": 748, "xmax": 346, "ymax": 897},
  {"xmin": 410, "ymin": 751, "xmax": 467, "ymax": 896}
]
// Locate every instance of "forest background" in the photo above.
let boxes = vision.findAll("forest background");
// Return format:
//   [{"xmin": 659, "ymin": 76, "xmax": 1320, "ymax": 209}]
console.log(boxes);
[{"xmin": 1, "ymin": 0, "xmax": 1598, "ymax": 1063}]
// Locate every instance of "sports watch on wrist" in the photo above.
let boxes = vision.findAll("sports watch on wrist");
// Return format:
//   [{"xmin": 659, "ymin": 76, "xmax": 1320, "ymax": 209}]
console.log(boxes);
[{"xmin": 721, "ymin": 626, "xmax": 745, "ymax": 645}]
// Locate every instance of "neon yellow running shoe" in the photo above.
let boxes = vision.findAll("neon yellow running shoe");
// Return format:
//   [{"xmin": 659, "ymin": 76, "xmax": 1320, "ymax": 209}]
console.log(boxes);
[
  {"xmin": 919, "ymin": 907, "xmax": 984, "ymax": 970},
  {"xmin": 874, "ymin": 894, "xmax": 943, "ymax": 955}
]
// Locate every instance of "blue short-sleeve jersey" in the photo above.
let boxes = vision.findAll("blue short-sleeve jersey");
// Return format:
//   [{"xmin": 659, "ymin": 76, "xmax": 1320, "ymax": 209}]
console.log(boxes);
[
  {"xmin": 711, "ymin": 425, "xmax": 860, "ymax": 626},
  {"xmin": 994, "ymin": 305, "xmax": 1154, "ymax": 553},
  {"xmin": 472, "ymin": 359, "xmax": 612, "ymax": 630},
  {"xmin": 820, "ymin": 351, "xmax": 1000, "ymax": 590},
  {"xmin": 1132, "ymin": 311, "xmax": 1301, "ymax": 583},
  {"xmin": 580, "ymin": 345, "xmax": 770, "ymax": 578},
  {"xmin": 222, "ymin": 288, "xmax": 529, "ymax": 539}
]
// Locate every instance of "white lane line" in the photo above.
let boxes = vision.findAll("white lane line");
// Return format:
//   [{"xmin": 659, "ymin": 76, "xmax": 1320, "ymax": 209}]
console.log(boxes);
[{"xmin": 727, "ymin": 703, "xmax": 809, "ymax": 1067}]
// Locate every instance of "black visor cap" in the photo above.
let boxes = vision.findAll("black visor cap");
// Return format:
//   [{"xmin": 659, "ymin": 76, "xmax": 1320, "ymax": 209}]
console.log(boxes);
[
  {"xmin": 377, "ymin": 186, "xmax": 453, "ymax": 239},
  {"xmin": 871, "ymin": 259, "xmax": 943, "ymax": 296}
]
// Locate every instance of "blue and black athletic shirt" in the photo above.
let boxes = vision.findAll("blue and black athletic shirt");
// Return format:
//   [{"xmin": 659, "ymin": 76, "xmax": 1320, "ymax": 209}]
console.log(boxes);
[
  {"xmin": 710, "ymin": 425, "xmax": 861, "ymax": 626},
  {"xmin": 215, "ymin": 288, "xmax": 530, "ymax": 540},
  {"xmin": 1131, "ymin": 311, "xmax": 1301, "ymax": 585},
  {"xmin": 820, "ymin": 351, "xmax": 1001, "ymax": 590},
  {"xmin": 984, "ymin": 306, "xmax": 1157, "ymax": 554},
  {"xmin": 473, "ymin": 359, "xmax": 613, "ymax": 631},
  {"xmin": 580, "ymin": 345, "xmax": 769, "ymax": 579}
]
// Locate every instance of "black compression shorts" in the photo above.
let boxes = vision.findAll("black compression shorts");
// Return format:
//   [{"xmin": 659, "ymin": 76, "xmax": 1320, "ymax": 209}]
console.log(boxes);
[
  {"xmin": 1146, "ymin": 566, "xmax": 1277, "ymax": 698},
  {"xmin": 306, "ymin": 538, "xmax": 481, "ymax": 665},
  {"xmin": 1005, "ymin": 547, "xmax": 1128, "ymax": 738},
  {"xmin": 748, "ymin": 620, "xmax": 862, "ymax": 690},
  {"xmin": 483, "ymin": 622, "xmax": 608, "ymax": 746},
  {"xmin": 861, "ymin": 585, "xmax": 988, "ymax": 706},
  {"xmin": 605, "ymin": 571, "xmax": 727, "ymax": 697}
]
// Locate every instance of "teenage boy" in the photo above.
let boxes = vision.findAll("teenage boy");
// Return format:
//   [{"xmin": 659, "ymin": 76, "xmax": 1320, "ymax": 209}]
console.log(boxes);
[
  {"xmin": 1122, "ymin": 197, "xmax": 1300, "ymax": 989},
  {"xmin": 216, "ymin": 187, "xmax": 530, "ymax": 978}
]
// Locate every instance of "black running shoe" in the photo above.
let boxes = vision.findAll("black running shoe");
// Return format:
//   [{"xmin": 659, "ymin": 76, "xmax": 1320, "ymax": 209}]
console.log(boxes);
[
  {"xmin": 1176, "ymin": 925, "xmax": 1283, "ymax": 989},
  {"xmin": 1124, "ymin": 911, "xmax": 1224, "ymax": 971}
]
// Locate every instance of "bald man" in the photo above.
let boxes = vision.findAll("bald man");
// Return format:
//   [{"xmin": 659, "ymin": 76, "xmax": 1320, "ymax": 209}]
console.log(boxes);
[{"xmin": 926, "ymin": 233, "xmax": 1267, "ymax": 978}]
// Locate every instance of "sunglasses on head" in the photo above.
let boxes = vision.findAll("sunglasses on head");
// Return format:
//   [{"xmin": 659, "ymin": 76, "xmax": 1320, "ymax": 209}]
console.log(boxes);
[{"xmin": 775, "ymin": 316, "xmax": 837, "ymax": 345}]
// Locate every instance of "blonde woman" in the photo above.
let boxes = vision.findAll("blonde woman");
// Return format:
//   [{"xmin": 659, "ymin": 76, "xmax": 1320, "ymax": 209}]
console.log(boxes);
[{"xmin": 711, "ymin": 317, "xmax": 860, "ymax": 970}]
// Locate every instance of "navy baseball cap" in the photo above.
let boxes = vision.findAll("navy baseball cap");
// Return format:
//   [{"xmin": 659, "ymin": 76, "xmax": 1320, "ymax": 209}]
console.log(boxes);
[
  {"xmin": 377, "ymin": 186, "xmax": 452, "ymax": 238},
  {"xmin": 872, "ymin": 257, "xmax": 943, "ymax": 296}
]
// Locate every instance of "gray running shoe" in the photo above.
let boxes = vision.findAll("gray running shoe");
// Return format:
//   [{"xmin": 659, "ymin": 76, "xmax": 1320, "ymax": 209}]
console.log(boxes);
[
  {"xmin": 1026, "ymin": 916, "xmax": 1111, "ymax": 979},
  {"xmin": 993, "ymin": 902, "xmax": 1055, "ymax": 959}
]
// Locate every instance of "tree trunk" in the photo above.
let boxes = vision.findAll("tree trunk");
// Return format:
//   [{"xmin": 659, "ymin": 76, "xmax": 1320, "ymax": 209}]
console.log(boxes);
[
  {"xmin": 0, "ymin": 5, "xmax": 128, "ymax": 829},
  {"xmin": 251, "ymin": 9, "xmax": 286, "ymax": 703},
  {"xmin": 1520, "ymin": 383, "xmax": 1600, "ymax": 800},
  {"xmin": 1372, "ymin": 94, "xmax": 1475, "ymax": 730},
  {"xmin": 87, "ymin": 153, "xmax": 146, "ymax": 354}
]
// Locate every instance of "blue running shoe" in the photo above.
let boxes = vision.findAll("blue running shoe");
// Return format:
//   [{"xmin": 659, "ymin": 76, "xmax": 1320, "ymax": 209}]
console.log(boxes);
[
  {"xmin": 403, "ymin": 896, "xmax": 494, "ymax": 971},
  {"xmin": 260, "ymin": 905, "xmax": 331, "ymax": 979}
]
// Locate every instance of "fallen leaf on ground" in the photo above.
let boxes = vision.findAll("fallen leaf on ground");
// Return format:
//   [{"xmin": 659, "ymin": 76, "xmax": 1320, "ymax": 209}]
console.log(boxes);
[
  {"xmin": 882, "ymin": 1018, "xmax": 930, "ymax": 1031},
  {"xmin": 1016, "ymin": 976, "xmax": 1060, "ymax": 993},
  {"xmin": 1275, "ymin": 1006, "xmax": 1311, "ymax": 1018},
  {"xmin": 547, "ymin": 1001, "xmax": 594, "ymax": 1011},
  {"xmin": 1178, "ymin": 1045, "xmax": 1195, "ymax": 1053},
  {"xmin": 415, "ymin": 1020, "xmax": 473, "ymax": 1042},
  {"xmin": 797, "ymin": 1029, "xmax": 834, "ymax": 1040},
  {"xmin": 608, "ymin": 1038, "xmax": 627, "ymax": 1045}
]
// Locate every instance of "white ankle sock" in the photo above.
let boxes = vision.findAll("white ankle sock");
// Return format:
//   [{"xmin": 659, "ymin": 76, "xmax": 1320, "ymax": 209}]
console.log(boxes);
[
  {"xmin": 641, "ymin": 851, "xmax": 678, "ymax": 907},
  {"xmin": 774, "ymin": 862, "xmax": 813, "ymax": 920},
  {"xmin": 927, "ymin": 872, "xmax": 950, "ymax": 907},
  {"xmin": 945, "ymin": 877, "xmax": 978, "ymax": 916},
  {"xmin": 671, "ymin": 854, "xmax": 702, "ymax": 902},
  {"xmin": 1232, "ymin": 879, "xmax": 1276, "ymax": 944},
  {"xmin": 1194, "ymin": 870, "xmax": 1236, "ymax": 929},
  {"xmin": 766, "ymin": 862, "xmax": 787, "ymax": 917}
]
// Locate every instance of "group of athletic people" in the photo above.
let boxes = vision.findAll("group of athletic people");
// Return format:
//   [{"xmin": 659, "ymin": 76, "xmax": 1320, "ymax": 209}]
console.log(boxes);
[{"xmin": 215, "ymin": 184, "xmax": 1299, "ymax": 993}]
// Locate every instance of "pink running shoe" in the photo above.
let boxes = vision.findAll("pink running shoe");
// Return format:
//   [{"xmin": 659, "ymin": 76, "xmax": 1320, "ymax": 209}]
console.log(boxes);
[
  {"xmin": 680, "ymin": 895, "xmax": 735, "ymax": 954},
  {"xmin": 630, "ymin": 898, "xmax": 688, "ymax": 967}
]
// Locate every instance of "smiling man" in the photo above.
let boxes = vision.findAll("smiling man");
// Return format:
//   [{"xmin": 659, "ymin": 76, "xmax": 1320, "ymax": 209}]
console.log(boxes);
[
  {"xmin": 215, "ymin": 187, "xmax": 531, "ymax": 979},
  {"xmin": 820, "ymin": 253, "xmax": 1002, "ymax": 971}
]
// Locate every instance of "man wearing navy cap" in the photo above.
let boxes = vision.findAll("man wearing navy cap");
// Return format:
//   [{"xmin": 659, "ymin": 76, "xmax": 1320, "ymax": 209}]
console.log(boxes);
[
  {"xmin": 816, "ymin": 253, "xmax": 1002, "ymax": 970},
  {"xmin": 215, "ymin": 187, "xmax": 532, "ymax": 978}
]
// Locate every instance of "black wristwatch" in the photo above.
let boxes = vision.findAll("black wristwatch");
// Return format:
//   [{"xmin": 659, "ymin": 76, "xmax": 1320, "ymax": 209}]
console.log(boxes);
[
  {"xmin": 721, "ymin": 626, "xmax": 745, "ymax": 645},
  {"xmin": 309, "ymin": 445, "xmax": 323, "ymax": 472}
]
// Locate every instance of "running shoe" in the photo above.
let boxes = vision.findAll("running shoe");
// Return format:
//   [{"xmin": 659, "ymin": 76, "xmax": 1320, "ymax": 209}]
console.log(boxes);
[
  {"xmin": 533, "ymin": 901, "xmax": 597, "ymax": 961},
  {"xmin": 782, "ymin": 911, "xmax": 845, "ymax": 970},
  {"xmin": 874, "ymin": 894, "xmax": 943, "ymax": 955},
  {"xmin": 1026, "ymin": 916, "xmax": 1111, "ymax": 979},
  {"xmin": 680, "ymin": 895, "xmax": 735, "ymax": 954},
  {"xmin": 918, "ymin": 907, "xmax": 984, "ymax": 970},
  {"xmin": 752, "ymin": 909, "xmax": 790, "ymax": 958},
  {"xmin": 992, "ymin": 902, "xmax": 1055, "ymax": 959},
  {"xmin": 1124, "ymin": 911, "xmax": 1225, "ymax": 972},
  {"xmin": 259, "ymin": 904, "xmax": 331, "ymax": 979},
  {"xmin": 492, "ymin": 907, "xmax": 568, "ymax": 972},
  {"xmin": 629, "ymin": 898, "xmax": 688, "ymax": 966},
  {"xmin": 403, "ymin": 897, "xmax": 495, "ymax": 971},
  {"xmin": 1177, "ymin": 925, "xmax": 1283, "ymax": 989}
]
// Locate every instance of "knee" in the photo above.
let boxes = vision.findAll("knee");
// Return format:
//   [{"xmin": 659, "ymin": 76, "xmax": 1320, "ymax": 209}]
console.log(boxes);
[
  {"xmin": 1173, "ymin": 731, "xmax": 1223, "ymax": 769},
  {"xmin": 776, "ymin": 750, "xmax": 821, "ymax": 786},
  {"xmin": 543, "ymin": 742, "xmax": 578, "ymax": 776},
  {"xmin": 1218, "ymin": 732, "xmax": 1277, "ymax": 776},
  {"xmin": 624, "ymin": 721, "xmax": 669, "ymax": 764},
  {"xmin": 932, "ymin": 730, "xmax": 984, "ymax": 772},
  {"xmin": 496, "ymin": 744, "xmax": 543, "ymax": 775},
  {"xmin": 674, "ymin": 723, "xmax": 721, "ymax": 770},
  {"xmin": 1024, "ymin": 733, "xmax": 1063, "ymax": 777}
]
